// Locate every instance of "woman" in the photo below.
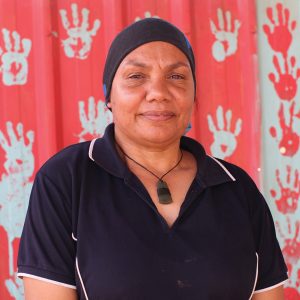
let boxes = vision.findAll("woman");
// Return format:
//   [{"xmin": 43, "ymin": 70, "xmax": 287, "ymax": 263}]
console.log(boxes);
[{"xmin": 18, "ymin": 18, "xmax": 287, "ymax": 299}]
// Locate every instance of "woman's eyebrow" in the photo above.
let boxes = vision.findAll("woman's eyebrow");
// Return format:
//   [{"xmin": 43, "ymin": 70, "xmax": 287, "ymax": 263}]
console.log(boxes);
[
  {"xmin": 167, "ymin": 62, "xmax": 190, "ymax": 70},
  {"xmin": 122, "ymin": 60, "xmax": 190, "ymax": 70},
  {"xmin": 123, "ymin": 60, "xmax": 147, "ymax": 68}
]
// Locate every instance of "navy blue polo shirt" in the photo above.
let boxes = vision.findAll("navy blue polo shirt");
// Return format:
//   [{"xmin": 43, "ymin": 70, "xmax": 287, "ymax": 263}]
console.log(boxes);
[{"xmin": 18, "ymin": 123, "xmax": 288, "ymax": 299}]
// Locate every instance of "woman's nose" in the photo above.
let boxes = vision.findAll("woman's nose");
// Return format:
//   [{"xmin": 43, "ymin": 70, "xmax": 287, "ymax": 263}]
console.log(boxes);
[{"xmin": 145, "ymin": 76, "xmax": 170, "ymax": 102}]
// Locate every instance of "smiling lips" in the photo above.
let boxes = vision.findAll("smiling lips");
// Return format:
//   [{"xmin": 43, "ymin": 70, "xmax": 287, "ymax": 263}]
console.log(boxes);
[{"xmin": 140, "ymin": 111, "xmax": 176, "ymax": 121}]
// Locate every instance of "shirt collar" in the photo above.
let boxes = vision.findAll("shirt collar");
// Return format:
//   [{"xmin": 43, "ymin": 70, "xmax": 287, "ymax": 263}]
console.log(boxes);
[{"xmin": 89, "ymin": 123, "xmax": 235, "ymax": 187}]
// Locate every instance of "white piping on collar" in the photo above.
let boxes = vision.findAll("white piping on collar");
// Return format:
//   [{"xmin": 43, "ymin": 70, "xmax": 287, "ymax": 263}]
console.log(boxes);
[
  {"xmin": 88, "ymin": 138, "xmax": 97, "ymax": 161},
  {"xmin": 209, "ymin": 156, "xmax": 236, "ymax": 181}
]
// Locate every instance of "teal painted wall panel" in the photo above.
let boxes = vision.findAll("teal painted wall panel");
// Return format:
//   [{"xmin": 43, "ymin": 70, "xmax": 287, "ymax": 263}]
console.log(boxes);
[{"xmin": 257, "ymin": 0, "xmax": 300, "ymax": 296}]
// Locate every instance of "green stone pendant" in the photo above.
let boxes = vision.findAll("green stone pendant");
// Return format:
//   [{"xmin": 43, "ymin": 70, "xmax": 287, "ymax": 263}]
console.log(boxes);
[{"xmin": 157, "ymin": 180, "xmax": 173, "ymax": 204}]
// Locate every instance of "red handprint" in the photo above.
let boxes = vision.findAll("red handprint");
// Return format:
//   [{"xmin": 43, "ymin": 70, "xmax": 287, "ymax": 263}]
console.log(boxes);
[
  {"xmin": 270, "ymin": 166, "xmax": 300, "ymax": 214},
  {"xmin": 270, "ymin": 102, "xmax": 300, "ymax": 157},
  {"xmin": 263, "ymin": 3, "xmax": 296, "ymax": 55},
  {"xmin": 284, "ymin": 287, "xmax": 300, "ymax": 299},
  {"xmin": 282, "ymin": 226, "xmax": 300, "ymax": 264},
  {"xmin": 277, "ymin": 219, "xmax": 300, "ymax": 267},
  {"xmin": 269, "ymin": 55, "xmax": 300, "ymax": 101},
  {"xmin": 276, "ymin": 218, "xmax": 300, "ymax": 299}
]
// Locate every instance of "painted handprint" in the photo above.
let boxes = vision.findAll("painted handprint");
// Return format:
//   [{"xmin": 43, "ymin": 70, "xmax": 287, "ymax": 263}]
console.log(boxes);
[
  {"xmin": 77, "ymin": 97, "xmax": 112, "ymax": 142},
  {"xmin": 135, "ymin": 11, "xmax": 159, "ymax": 22},
  {"xmin": 0, "ymin": 122, "xmax": 34, "ymax": 276},
  {"xmin": 207, "ymin": 105, "xmax": 242, "ymax": 159},
  {"xmin": 0, "ymin": 122, "xmax": 34, "ymax": 177},
  {"xmin": 59, "ymin": 3, "xmax": 101, "ymax": 59},
  {"xmin": 277, "ymin": 218, "xmax": 300, "ymax": 285},
  {"xmin": 0, "ymin": 29, "xmax": 31, "ymax": 86},
  {"xmin": 269, "ymin": 55, "xmax": 300, "ymax": 101},
  {"xmin": 5, "ymin": 274, "xmax": 24, "ymax": 299},
  {"xmin": 270, "ymin": 165, "xmax": 300, "ymax": 214},
  {"xmin": 270, "ymin": 102, "xmax": 300, "ymax": 157},
  {"xmin": 284, "ymin": 287, "xmax": 300, "ymax": 300},
  {"xmin": 210, "ymin": 8, "xmax": 241, "ymax": 62},
  {"xmin": 263, "ymin": 3, "xmax": 296, "ymax": 55}
]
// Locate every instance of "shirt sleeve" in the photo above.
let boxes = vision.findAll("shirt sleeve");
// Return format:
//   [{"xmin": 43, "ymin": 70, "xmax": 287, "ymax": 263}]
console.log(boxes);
[
  {"xmin": 246, "ymin": 175, "xmax": 288, "ymax": 293},
  {"xmin": 17, "ymin": 170, "xmax": 76, "ymax": 288}
]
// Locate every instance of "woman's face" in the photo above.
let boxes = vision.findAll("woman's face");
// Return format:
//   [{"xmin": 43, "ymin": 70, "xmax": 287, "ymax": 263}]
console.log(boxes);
[{"xmin": 109, "ymin": 41, "xmax": 195, "ymax": 148}]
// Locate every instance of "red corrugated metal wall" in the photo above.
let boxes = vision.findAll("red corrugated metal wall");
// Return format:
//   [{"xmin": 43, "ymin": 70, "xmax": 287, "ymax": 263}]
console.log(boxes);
[{"xmin": 0, "ymin": 0, "xmax": 299, "ymax": 299}]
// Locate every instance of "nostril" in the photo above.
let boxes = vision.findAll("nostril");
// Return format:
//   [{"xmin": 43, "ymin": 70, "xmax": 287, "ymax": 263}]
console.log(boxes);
[{"xmin": 146, "ymin": 82, "xmax": 170, "ymax": 102}]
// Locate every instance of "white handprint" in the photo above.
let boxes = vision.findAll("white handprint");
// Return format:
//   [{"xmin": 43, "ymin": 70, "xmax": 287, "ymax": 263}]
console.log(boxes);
[
  {"xmin": 135, "ymin": 11, "xmax": 159, "ymax": 22},
  {"xmin": 77, "ymin": 97, "xmax": 113, "ymax": 142},
  {"xmin": 59, "ymin": 3, "xmax": 101, "ymax": 59},
  {"xmin": 0, "ymin": 122, "xmax": 34, "ymax": 178},
  {"xmin": 5, "ymin": 274, "xmax": 24, "ymax": 299},
  {"xmin": 0, "ymin": 122, "xmax": 34, "ymax": 276},
  {"xmin": 210, "ymin": 8, "xmax": 241, "ymax": 62},
  {"xmin": 207, "ymin": 106, "xmax": 242, "ymax": 159},
  {"xmin": 0, "ymin": 29, "xmax": 31, "ymax": 86}
]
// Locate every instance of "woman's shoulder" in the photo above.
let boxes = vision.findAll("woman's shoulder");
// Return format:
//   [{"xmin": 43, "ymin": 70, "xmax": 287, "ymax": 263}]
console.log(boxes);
[
  {"xmin": 181, "ymin": 136, "xmax": 258, "ymax": 190},
  {"xmin": 210, "ymin": 157, "xmax": 268, "ymax": 215},
  {"xmin": 38, "ymin": 140, "xmax": 94, "ymax": 180},
  {"xmin": 209, "ymin": 156, "xmax": 257, "ymax": 187},
  {"xmin": 206, "ymin": 155, "xmax": 265, "ymax": 202}
]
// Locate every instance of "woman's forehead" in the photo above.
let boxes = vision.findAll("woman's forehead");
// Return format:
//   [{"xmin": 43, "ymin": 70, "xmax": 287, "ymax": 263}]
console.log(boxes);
[{"xmin": 119, "ymin": 41, "xmax": 191, "ymax": 68}]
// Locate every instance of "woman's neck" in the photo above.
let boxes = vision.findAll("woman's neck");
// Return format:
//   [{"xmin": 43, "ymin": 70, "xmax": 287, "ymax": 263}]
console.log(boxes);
[{"xmin": 114, "ymin": 133, "xmax": 182, "ymax": 176}]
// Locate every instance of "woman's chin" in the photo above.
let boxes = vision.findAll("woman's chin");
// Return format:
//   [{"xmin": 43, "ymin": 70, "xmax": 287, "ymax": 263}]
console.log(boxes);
[{"xmin": 136, "ymin": 127, "xmax": 183, "ymax": 145}]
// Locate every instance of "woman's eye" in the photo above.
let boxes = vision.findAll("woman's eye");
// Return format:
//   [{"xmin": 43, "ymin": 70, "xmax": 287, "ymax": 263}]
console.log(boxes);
[
  {"xmin": 169, "ymin": 74, "xmax": 185, "ymax": 80},
  {"xmin": 128, "ymin": 73, "xmax": 144, "ymax": 79}
]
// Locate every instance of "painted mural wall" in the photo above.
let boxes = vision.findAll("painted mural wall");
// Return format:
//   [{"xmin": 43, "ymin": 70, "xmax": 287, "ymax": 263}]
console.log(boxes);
[
  {"xmin": 0, "ymin": 0, "xmax": 299, "ymax": 299},
  {"xmin": 257, "ymin": 1, "xmax": 300, "ymax": 298}
]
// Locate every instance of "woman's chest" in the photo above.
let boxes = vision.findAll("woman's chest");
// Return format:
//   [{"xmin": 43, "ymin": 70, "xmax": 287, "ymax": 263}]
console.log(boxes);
[
  {"xmin": 74, "ymin": 189, "xmax": 258, "ymax": 300},
  {"xmin": 135, "ymin": 165, "xmax": 197, "ymax": 228}
]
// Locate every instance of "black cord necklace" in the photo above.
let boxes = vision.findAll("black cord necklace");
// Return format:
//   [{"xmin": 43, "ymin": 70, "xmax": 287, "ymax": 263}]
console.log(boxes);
[{"xmin": 116, "ymin": 143, "xmax": 183, "ymax": 205}]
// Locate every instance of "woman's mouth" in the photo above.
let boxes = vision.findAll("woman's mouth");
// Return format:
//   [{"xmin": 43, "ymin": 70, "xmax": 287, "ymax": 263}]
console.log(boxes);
[{"xmin": 140, "ymin": 111, "xmax": 176, "ymax": 121}]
